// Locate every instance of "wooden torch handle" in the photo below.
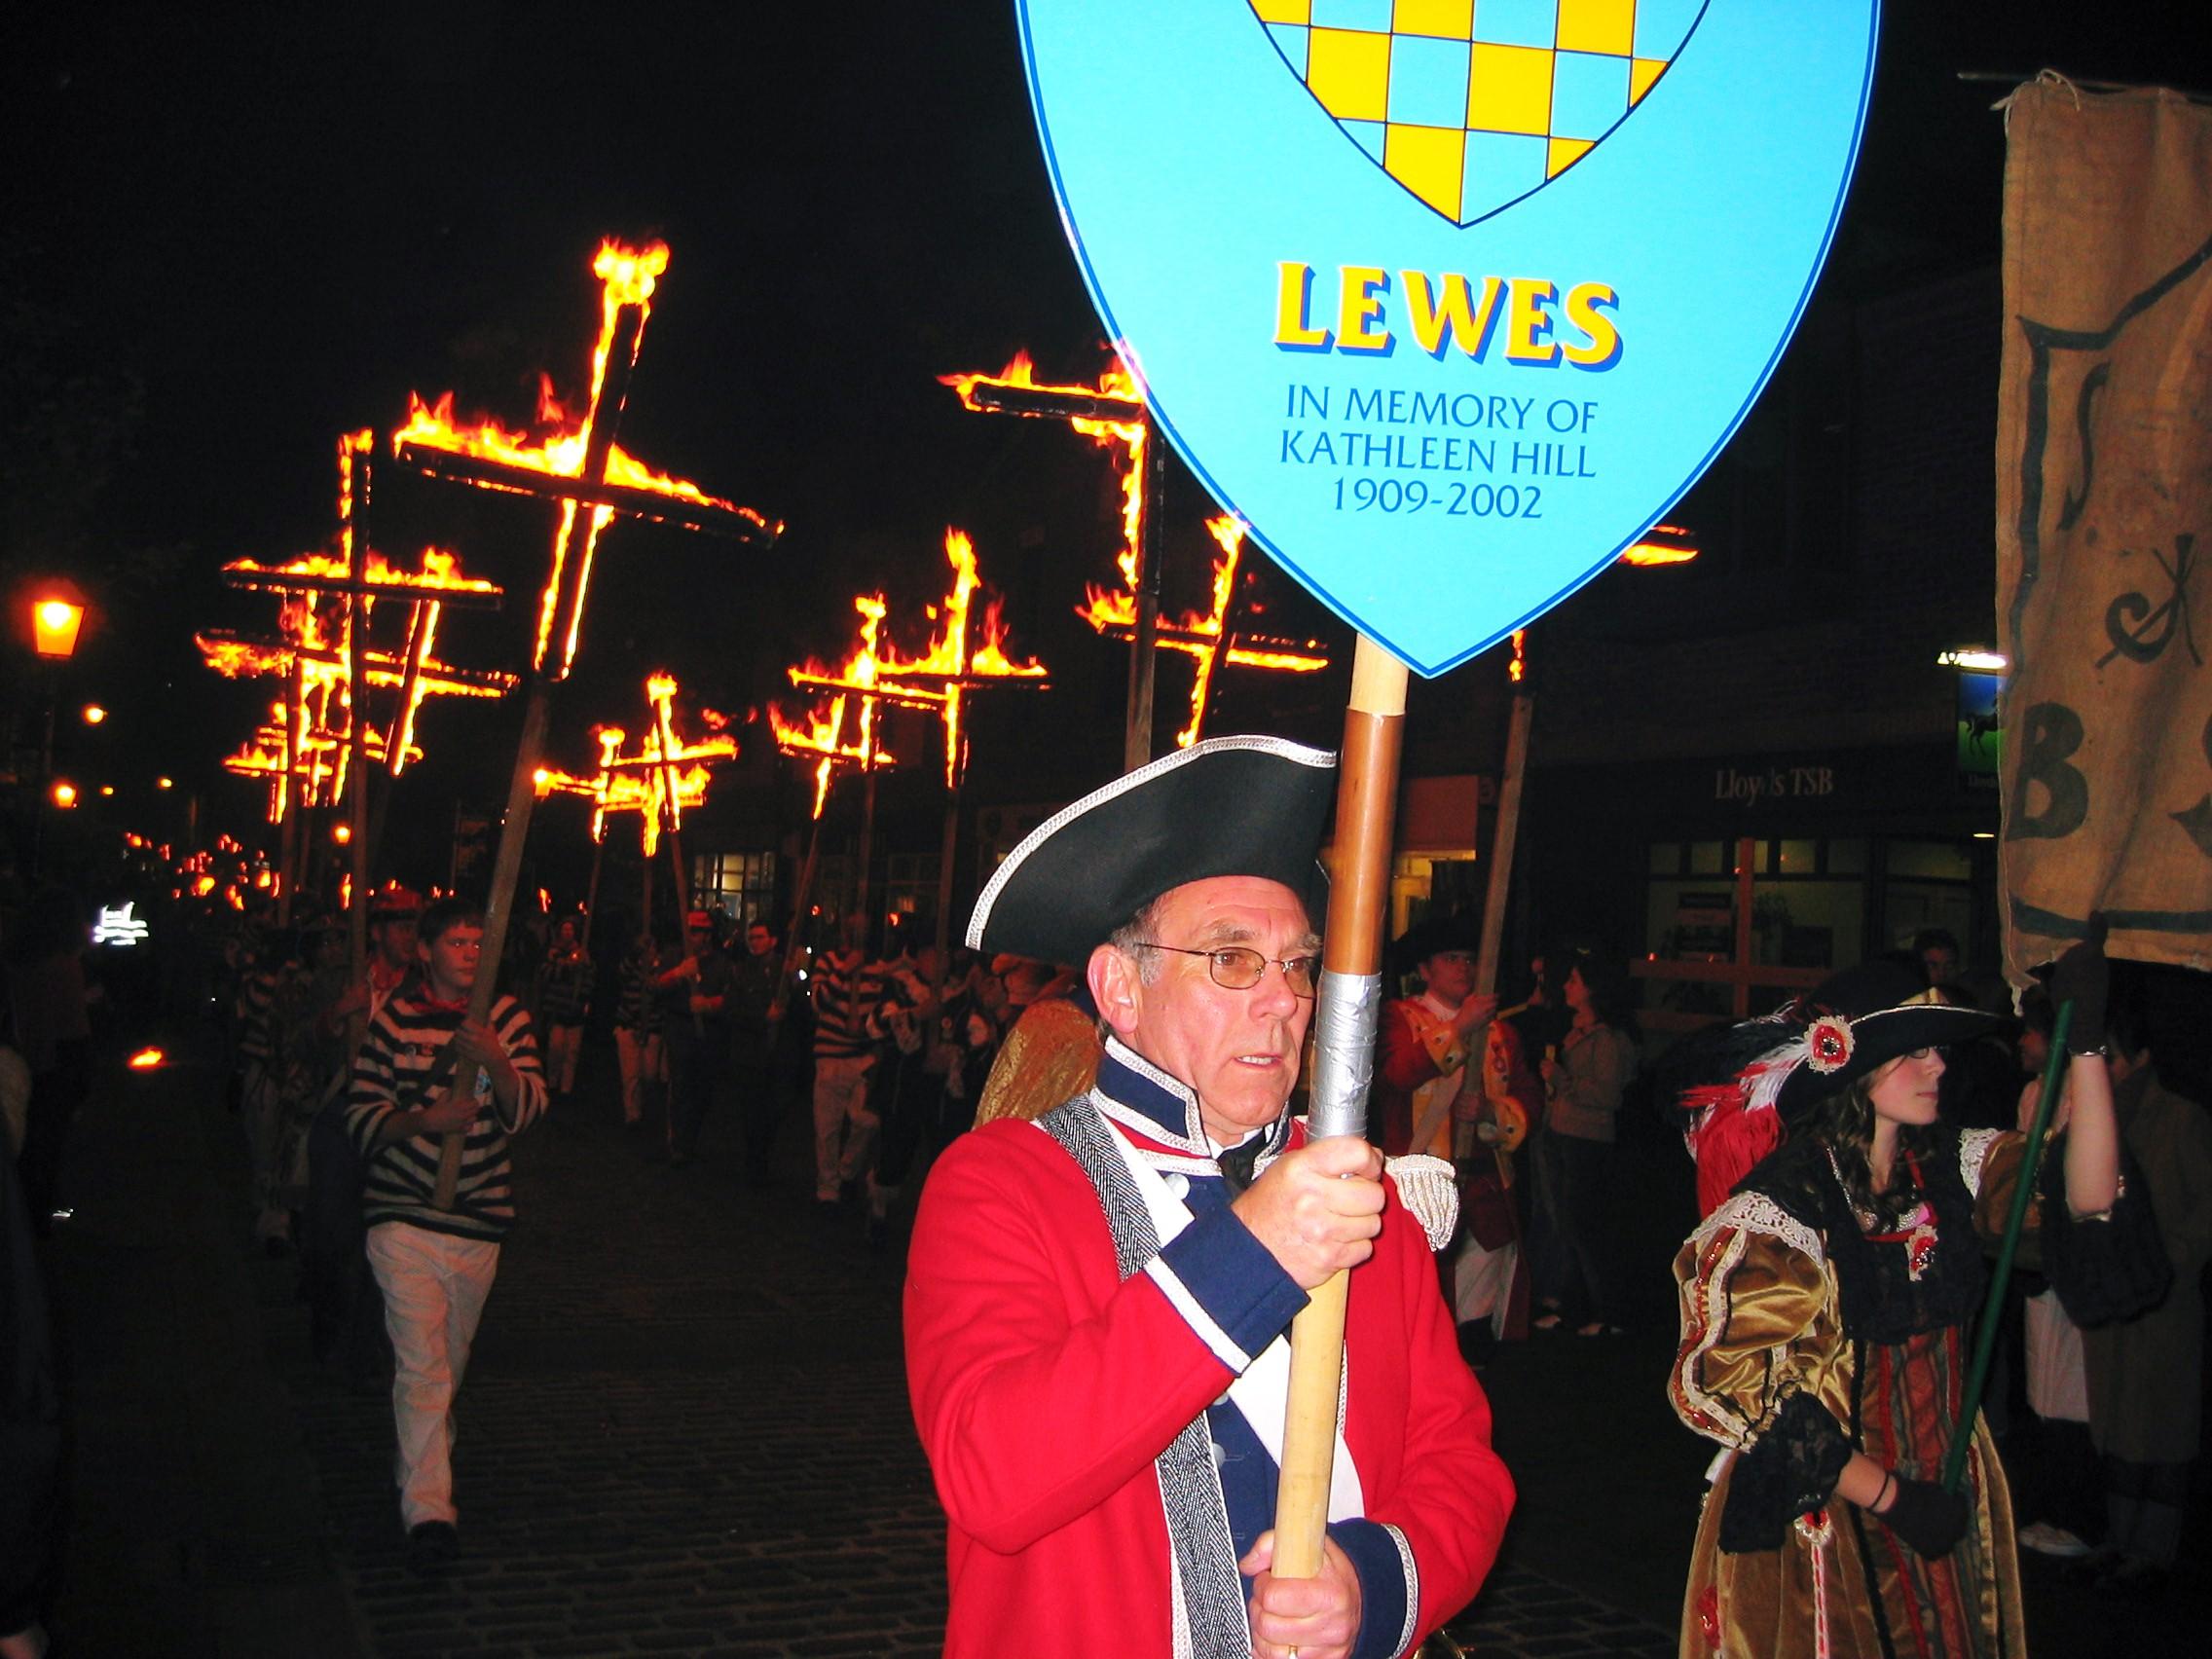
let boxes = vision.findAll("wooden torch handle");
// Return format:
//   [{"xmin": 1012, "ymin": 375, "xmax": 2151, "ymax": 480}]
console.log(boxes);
[
  {"xmin": 433, "ymin": 682, "xmax": 551, "ymax": 1210},
  {"xmin": 1273, "ymin": 635, "xmax": 1409, "ymax": 1579}
]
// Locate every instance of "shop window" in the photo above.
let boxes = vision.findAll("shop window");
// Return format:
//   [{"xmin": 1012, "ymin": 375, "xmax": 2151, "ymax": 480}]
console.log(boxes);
[
  {"xmin": 883, "ymin": 853, "xmax": 940, "ymax": 947},
  {"xmin": 1686, "ymin": 840, "xmax": 1726, "ymax": 875},
  {"xmin": 1888, "ymin": 840, "xmax": 1972, "ymax": 881},
  {"xmin": 1778, "ymin": 838, "xmax": 1818, "ymax": 874},
  {"xmin": 1826, "ymin": 837, "xmax": 1867, "ymax": 874},
  {"xmin": 1883, "ymin": 882, "xmax": 1972, "ymax": 957},
  {"xmin": 1750, "ymin": 878, "xmax": 1863, "ymax": 971},
  {"xmin": 1389, "ymin": 852, "xmax": 1480, "ymax": 940},
  {"xmin": 692, "ymin": 850, "xmax": 776, "ymax": 926}
]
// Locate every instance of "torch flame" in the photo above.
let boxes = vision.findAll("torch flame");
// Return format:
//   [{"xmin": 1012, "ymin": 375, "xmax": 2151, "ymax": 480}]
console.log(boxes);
[
  {"xmin": 777, "ymin": 529, "xmax": 1046, "ymax": 798},
  {"xmin": 943, "ymin": 353, "xmax": 1147, "ymax": 588},
  {"xmin": 947, "ymin": 349, "xmax": 1325, "ymax": 750},
  {"xmin": 392, "ymin": 240, "xmax": 770, "ymax": 678},
  {"xmin": 539, "ymin": 676, "xmax": 734, "ymax": 854},
  {"xmin": 1076, "ymin": 514, "xmax": 1329, "ymax": 747}
]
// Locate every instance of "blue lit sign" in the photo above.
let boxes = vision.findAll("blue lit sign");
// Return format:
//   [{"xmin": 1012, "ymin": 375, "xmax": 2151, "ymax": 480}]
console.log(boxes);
[{"xmin": 1018, "ymin": 0, "xmax": 1878, "ymax": 674}]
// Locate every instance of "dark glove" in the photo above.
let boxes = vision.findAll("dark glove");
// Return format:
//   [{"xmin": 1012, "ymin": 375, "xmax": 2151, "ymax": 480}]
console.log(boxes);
[
  {"xmin": 1879, "ymin": 1475, "xmax": 1969, "ymax": 1559},
  {"xmin": 2046, "ymin": 912, "xmax": 2110, "ymax": 1053}
]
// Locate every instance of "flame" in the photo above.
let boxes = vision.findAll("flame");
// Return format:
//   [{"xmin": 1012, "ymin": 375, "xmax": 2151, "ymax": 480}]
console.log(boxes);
[
  {"xmin": 1509, "ymin": 629, "xmax": 1528, "ymax": 683},
  {"xmin": 1077, "ymin": 514, "xmax": 1329, "ymax": 747},
  {"xmin": 943, "ymin": 352, "xmax": 1147, "ymax": 587},
  {"xmin": 391, "ymin": 240, "xmax": 770, "ymax": 678},
  {"xmin": 1618, "ymin": 524, "xmax": 1699, "ymax": 567},
  {"xmin": 224, "ymin": 548, "xmax": 499, "ymax": 599},
  {"xmin": 128, "ymin": 1048, "xmax": 165, "ymax": 1070},
  {"xmin": 949, "ymin": 350, "xmax": 1324, "ymax": 751},
  {"xmin": 204, "ymin": 543, "xmax": 512, "ymax": 793},
  {"xmin": 777, "ymin": 529, "xmax": 1046, "ymax": 796},
  {"xmin": 771, "ymin": 599, "xmax": 894, "ymax": 819},
  {"xmin": 539, "ymin": 676, "xmax": 734, "ymax": 855}
]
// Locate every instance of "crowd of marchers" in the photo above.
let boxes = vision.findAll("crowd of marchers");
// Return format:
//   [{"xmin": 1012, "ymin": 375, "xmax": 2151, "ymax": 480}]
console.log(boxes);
[{"xmin": 5, "ymin": 782, "xmax": 2210, "ymax": 1659}]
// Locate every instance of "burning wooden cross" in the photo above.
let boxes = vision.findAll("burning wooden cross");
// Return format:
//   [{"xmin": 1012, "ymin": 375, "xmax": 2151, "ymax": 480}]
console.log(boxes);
[
  {"xmin": 391, "ymin": 237, "xmax": 778, "ymax": 1208},
  {"xmin": 775, "ymin": 529, "xmax": 1048, "ymax": 947},
  {"xmin": 1078, "ymin": 512, "xmax": 1330, "ymax": 748},
  {"xmin": 211, "ymin": 543, "xmax": 512, "ymax": 780},
  {"xmin": 943, "ymin": 352, "xmax": 1330, "ymax": 756},
  {"xmin": 220, "ymin": 697, "xmax": 401, "ymax": 824},
  {"xmin": 537, "ymin": 675, "xmax": 735, "ymax": 942}
]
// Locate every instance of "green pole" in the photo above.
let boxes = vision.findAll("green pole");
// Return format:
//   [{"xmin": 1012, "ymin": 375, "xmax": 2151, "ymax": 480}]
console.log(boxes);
[{"xmin": 1941, "ymin": 998, "xmax": 2074, "ymax": 1493}]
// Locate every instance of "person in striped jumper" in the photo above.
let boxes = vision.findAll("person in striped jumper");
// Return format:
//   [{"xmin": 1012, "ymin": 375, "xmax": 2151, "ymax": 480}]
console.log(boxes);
[
  {"xmin": 810, "ymin": 916, "xmax": 885, "ymax": 1205},
  {"xmin": 611, "ymin": 930, "xmax": 666, "ymax": 1130},
  {"xmin": 345, "ymin": 896, "xmax": 547, "ymax": 1574}
]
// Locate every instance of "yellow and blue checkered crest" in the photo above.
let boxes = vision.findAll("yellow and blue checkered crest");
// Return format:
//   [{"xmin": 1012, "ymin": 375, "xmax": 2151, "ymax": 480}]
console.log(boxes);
[{"xmin": 1252, "ymin": 0, "xmax": 1708, "ymax": 226}]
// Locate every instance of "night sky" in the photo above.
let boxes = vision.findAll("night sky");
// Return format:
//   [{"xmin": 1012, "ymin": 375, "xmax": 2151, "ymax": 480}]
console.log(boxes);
[{"xmin": 5, "ymin": 3, "xmax": 2206, "ymax": 877}]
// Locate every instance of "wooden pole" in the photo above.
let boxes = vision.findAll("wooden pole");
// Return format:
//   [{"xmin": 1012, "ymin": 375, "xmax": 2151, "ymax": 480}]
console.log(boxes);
[
  {"xmin": 1473, "ymin": 689, "xmax": 1532, "ymax": 1001},
  {"xmin": 773, "ymin": 813, "xmax": 825, "ymax": 1022},
  {"xmin": 1122, "ymin": 421, "xmax": 1165, "ymax": 772},
  {"xmin": 1943, "ymin": 1000, "xmax": 2073, "ymax": 1493},
  {"xmin": 431, "ymin": 682, "xmax": 551, "ymax": 1209},
  {"xmin": 856, "ymin": 765, "xmax": 879, "ymax": 946},
  {"xmin": 933, "ymin": 784, "xmax": 961, "ymax": 957},
  {"xmin": 579, "ymin": 834, "xmax": 605, "ymax": 949},
  {"xmin": 1272, "ymin": 635, "xmax": 1409, "ymax": 1578},
  {"xmin": 346, "ymin": 451, "xmax": 374, "ymax": 1051}
]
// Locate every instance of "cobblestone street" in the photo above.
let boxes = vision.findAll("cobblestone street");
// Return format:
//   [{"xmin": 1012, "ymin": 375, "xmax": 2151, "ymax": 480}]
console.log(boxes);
[{"xmin": 45, "ymin": 1031, "xmax": 2204, "ymax": 1655}]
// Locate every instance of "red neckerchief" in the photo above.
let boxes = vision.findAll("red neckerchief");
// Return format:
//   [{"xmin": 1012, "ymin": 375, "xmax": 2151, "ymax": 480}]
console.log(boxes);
[{"xmin": 413, "ymin": 990, "xmax": 469, "ymax": 1015}]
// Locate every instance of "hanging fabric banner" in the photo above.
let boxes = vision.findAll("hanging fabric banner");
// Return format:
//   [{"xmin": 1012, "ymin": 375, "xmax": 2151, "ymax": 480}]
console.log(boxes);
[{"xmin": 1996, "ymin": 76, "xmax": 2212, "ymax": 983}]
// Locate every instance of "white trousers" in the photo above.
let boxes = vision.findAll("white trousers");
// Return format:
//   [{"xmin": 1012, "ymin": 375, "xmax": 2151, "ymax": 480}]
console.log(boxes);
[
  {"xmin": 614, "ymin": 1027, "xmax": 663, "ymax": 1124},
  {"xmin": 812, "ymin": 1052, "xmax": 878, "ymax": 1199},
  {"xmin": 367, "ymin": 1223, "xmax": 500, "ymax": 1529},
  {"xmin": 1454, "ymin": 1236, "xmax": 1520, "ymax": 1339}
]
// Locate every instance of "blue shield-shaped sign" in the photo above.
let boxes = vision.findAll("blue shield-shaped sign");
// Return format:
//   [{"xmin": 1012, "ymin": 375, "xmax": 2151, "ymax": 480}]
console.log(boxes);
[{"xmin": 1019, "ymin": 0, "xmax": 1879, "ymax": 675}]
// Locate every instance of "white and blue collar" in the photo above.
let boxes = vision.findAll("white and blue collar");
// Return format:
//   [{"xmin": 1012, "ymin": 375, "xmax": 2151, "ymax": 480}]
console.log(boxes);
[{"xmin": 1090, "ymin": 1036, "xmax": 1292, "ymax": 1173}]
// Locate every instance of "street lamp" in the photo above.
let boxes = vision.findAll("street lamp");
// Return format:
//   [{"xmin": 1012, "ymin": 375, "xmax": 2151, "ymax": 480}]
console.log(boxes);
[
  {"xmin": 82, "ymin": 703, "xmax": 107, "ymax": 724},
  {"xmin": 51, "ymin": 781, "xmax": 78, "ymax": 809},
  {"xmin": 32, "ymin": 597, "xmax": 85, "ymax": 659}
]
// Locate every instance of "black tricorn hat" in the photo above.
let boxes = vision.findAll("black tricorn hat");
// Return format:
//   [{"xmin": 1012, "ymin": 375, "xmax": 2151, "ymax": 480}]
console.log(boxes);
[
  {"xmin": 965, "ymin": 735, "xmax": 1337, "ymax": 967},
  {"xmin": 1392, "ymin": 910, "xmax": 1480, "ymax": 976}
]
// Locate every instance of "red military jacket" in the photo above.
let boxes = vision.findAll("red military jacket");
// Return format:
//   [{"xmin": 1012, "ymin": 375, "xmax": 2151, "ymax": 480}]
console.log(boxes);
[{"xmin": 904, "ymin": 1039, "xmax": 1514, "ymax": 1657}]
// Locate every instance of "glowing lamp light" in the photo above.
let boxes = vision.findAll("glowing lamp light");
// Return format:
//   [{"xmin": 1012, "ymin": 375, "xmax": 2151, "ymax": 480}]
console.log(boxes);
[
  {"xmin": 333, "ymin": 822, "xmax": 353, "ymax": 844},
  {"xmin": 83, "ymin": 704, "xmax": 108, "ymax": 724},
  {"xmin": 51, "ymin": 781, "xmax": 78, "ymax": 809},
  {"xmin": 128, "ymin": 1048, "xmax": 165, "ymax": 1070},
  {"xmin": 99, "ymin": 785, "xmax": 115, "ymax": 797},
  {"xmin": 157, "ymin": 777, "xmax": 174, "ymax": 790},
  {"xmin": 92, "ymin": 903, "xmax": 151, "ymax": 946},
  {"xmin": 33, "ymin": 597, "xmax": 85, "ymax": 658},
  {"xmin": 1937, "ymin": 647, "xmax": 2009, "ymax": 673}
]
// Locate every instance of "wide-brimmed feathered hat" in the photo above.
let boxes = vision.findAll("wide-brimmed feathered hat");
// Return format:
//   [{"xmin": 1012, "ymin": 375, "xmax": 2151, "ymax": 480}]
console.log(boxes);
[
  {"xmin": 965, "ymin": 735, "xmax": 1336, "ymax": 967},
  {"xmin": 1675, "ymin": 960, "xmax": 2005, "ymax": 1215}
]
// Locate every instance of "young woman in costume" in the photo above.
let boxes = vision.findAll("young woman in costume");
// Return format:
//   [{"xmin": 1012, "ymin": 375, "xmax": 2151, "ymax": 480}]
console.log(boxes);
[{"xmin": 1667, "ymin": 940, "xmax": 2151, "ymax": 1658}]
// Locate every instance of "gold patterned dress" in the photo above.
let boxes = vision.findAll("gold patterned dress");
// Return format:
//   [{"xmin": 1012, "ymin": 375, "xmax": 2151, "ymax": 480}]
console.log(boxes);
[{"xmin": 1669, "ymin": 1125, "xmax": 2034, "ymax": 1659}]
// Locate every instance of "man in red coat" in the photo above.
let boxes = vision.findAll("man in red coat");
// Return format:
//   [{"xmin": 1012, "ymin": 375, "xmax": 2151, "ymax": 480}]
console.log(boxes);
[{"xmin": 906, "ymin": 737, "xmax": 1514, "ymax": 1659}]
